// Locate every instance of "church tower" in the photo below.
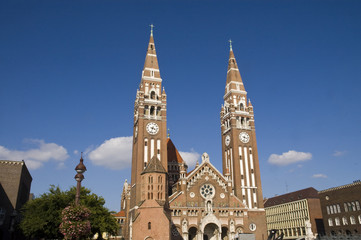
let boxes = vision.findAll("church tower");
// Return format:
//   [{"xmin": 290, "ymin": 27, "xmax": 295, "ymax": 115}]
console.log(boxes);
[
  {"xmin": 220, "ymin": 41, "xmax": 264, "ymax": 210},
  {"xmin": 128, "ymin": 27, "xmax": 170, "ymax": 239}
]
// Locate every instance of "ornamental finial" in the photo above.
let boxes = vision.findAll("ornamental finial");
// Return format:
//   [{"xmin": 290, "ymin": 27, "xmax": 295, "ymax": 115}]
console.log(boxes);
[
  {"xmin": 150, "ymin": 24, "xmax": 154, "ymax": 36},
  {"xmin": 229, "ymin": 39, "xmax": 233, "ymax": 51}
]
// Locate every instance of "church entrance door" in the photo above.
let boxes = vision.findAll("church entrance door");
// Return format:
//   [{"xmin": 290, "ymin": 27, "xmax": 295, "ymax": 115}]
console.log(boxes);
[
  {"xmin": 188, "ymin": 227, "xmax": 197, "ymax": 240},
  {"xmin": 203, "ymin": 223, "xmax": 219, "ymax": 240},
  {"xmin": 221, "ymin": 227, "xmax": 228, "ymax": 240}
]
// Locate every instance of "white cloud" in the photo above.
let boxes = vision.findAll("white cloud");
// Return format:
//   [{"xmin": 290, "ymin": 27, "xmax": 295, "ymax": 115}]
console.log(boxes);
[
  {"xmin": 74, "ymin": 150, "xmax": 79, "ymax": 155},
  {"xmin": 333, "ymin": 150, "xmax": 347, "ymax": 157},
  {"xmin": 86, "ymin": 136, "xmax": 201, "ymax": 170},
  {"xmin": 268, "ymin": 150, "xmax": 312, "ymax": 166},
  {"xmin": 179, "ymin": 150, "xmax": 200, "ymax": 169},
  {"xmin": 87, "ymin": 137, "xmax": 132, "ymax": 170},
  {"xmin": 0, "ymin": 139, "xmax": 69, "ymax": 170},
  {"xmin": 312, "ymin": 173, "xmax": 327, "ymax": 178}
]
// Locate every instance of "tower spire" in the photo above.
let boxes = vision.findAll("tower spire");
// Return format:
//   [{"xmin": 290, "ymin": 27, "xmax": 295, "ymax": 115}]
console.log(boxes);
[
  {"xmin": 141, "ymin": 25, "xmax": 161, "ymax": 80},
  {"xmin": 225, "ymin": 42, "xmax": 246, "ymax": 93},
  {"xmin": 150, "ymin": 24, "xmax": 154, "ymax": 37}
]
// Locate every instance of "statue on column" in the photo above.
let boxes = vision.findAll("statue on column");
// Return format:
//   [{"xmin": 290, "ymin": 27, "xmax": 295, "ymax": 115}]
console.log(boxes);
[
  {"xmin": 305, "ymin": 220, "xmax": 315, "ymax": 240},
  {"xmin": 206, "ymin": 200, "xmax": 213, "ymax": 215},
  {"xmin": 182, "ymin": 219, "xmax": 188, "ymax": 233}
]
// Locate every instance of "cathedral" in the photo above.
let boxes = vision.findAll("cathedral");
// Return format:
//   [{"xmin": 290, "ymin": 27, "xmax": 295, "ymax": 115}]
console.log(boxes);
[{"xmin": 119, "ymin": 29, "xmax": 267, "ymax": 240}]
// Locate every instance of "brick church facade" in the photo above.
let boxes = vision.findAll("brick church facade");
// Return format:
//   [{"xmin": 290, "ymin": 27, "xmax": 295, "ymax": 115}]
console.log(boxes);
[{"xmin": 120, "ymin": 29, "xmax": 267, "ymax": 240}]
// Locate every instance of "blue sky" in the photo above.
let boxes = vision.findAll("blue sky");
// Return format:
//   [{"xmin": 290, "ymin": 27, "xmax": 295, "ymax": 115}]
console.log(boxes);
[{"xmin": 1, "ymin": 0, "xmax": 361, "ymax": 212}]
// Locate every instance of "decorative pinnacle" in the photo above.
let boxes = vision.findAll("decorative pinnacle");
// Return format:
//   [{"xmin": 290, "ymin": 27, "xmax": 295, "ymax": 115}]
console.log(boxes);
[
  {"xmin": 167, "ymin": 128, "xmax": 170, "ymax": 138},
  {"xmin": 229, "ymin": 39, "xmax": 233, "ymax": 51},
  {"xmin": 150, "ymin": 24, "xmax": 154, "ymax": 36}
]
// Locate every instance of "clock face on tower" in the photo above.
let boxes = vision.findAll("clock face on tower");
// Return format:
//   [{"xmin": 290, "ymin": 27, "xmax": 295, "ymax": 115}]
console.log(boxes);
[
  {"xmin": 239, "ymin": 132, "xmax": 250, "ymax": 143},
  {"xmin": 146, "ymin": 122, "xmax": 159, "ymax": 135},
  {"xmin": 225, "ymin": 135, "xmax": 231, "ymax": 146},
  {"xmin": 249, "ymin": 223, "xmax": 257, "ymax": 231}
]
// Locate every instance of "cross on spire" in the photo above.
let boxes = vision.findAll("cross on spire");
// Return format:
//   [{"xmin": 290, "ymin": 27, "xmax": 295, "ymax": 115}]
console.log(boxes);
[
  {"xmin": 229, "ymin": 39, "xmax": 233, "ymax": 51},
  {"xmin": 150, "ymin": 24, "xmax": 154, "ymax": 36}
]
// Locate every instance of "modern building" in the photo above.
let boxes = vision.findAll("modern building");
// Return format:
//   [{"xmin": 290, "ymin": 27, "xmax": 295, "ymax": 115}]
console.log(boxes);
[
  {"xmin": 120, "ymin": 29, "xmax": 267, "ymax": 240},
  {"xmin": 318, "ymin": 181, "xmax": 361, "ymax": 237},
  {"xmin": 0, "ymin": 160, "xmax": 32, "ymax": 240},
  {"xmin": 264, "ymin": 187, "xmax": 324, "ymax": 239}
]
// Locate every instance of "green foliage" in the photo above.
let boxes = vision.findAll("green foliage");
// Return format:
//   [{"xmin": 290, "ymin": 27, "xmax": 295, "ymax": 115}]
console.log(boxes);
[{"xmin": 20, "ymin": 185, "xmax": 118, "ymax": 239}]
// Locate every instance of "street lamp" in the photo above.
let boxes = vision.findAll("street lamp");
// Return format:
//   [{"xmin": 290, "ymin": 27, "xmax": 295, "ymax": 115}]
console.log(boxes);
[{"xmin": 75, "ymin": 152, "xmax": 87, "ymax": 205}]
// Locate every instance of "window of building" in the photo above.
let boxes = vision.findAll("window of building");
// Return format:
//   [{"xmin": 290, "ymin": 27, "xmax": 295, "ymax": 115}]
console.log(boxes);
[
  {"xmin": 337, "ymin": 204, "xmax": 341, "ymax": 213},
  {"xmin": 344, "ymin": 203, "xmax": 348, "ymax": 212},
  {"xmin": 356, "ymin": 201, "xmax": 361, "ymax": 211},
  {"xmin": 342, "ymin": 217, "xmax": 348, "ymax": 225},
  {"xmin": 348, "ymin": 202, "xmax": 352, "ymax": 212},
  {"xmin": 240, "ymin": 103, "xmax": 244, "ymax": 111},
  {"xmin": 358, "ymin": 215, "xmax": 361, "ymax": 224},
  {"xmin": 327, "ymin": 206, "xmax": 330, "ymax": 215},
  {"xmin": 350, "ymin": 216, "xmax": 356, "ymax": 225},
  {"xmin": 148, "ymin": 222, "xmax": 151, "ymax": 229},
  {"xmin": 335, "ymin": 217, "xmax": 340, "ymax": 226},
  {"xmin": 328, "ymin": 218, "xmax": 333, "ymax": 226},
  {"xmin": 352, "ymin": 202, "xmax": 357, "ymax": 211},
  {"xmin": 333, "ymin": 205, "xmax": 337, "ymax": 214}
]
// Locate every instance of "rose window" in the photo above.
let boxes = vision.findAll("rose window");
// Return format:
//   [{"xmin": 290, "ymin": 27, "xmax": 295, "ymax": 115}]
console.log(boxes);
[{"xmin": 200, "ymin": 184, "xmax": 215, "ymax": 199}]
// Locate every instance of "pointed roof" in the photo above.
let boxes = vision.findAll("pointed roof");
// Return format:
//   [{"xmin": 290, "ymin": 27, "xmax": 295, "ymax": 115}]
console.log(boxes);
[
  {"xmin": 142, "ymin": 31, "xmax": 160, "ymax": 73},
  {"xmin": 142, "ymin": 155, "xmax": 167, "ymax": 174},
  {"xmin": 167, "ymin": 138, "xmax": 185, "ymax": 164},
  {"xmin": 226, "ymin": 44, "xmax": 245, "ymax": 91}
]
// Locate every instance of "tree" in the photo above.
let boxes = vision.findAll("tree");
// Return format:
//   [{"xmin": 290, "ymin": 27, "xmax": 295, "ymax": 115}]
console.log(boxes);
[{"xmin": 20, "ymin": 185, "xmax": 118, "ymax": 239}]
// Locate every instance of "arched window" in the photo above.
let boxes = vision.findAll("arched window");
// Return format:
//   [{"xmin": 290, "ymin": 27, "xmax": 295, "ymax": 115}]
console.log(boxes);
[
  {"xmin": 350, "ymin": 216, "xmax": 356, "ymax": 225},
  {"xmin": 150, "ymin": 106, "xmax": 155, "ymax": 116},
  {"xmin": 335, "ymin": 217, "xmax": 340, "ymax": 226},
  {"xmin": 342, "ymin": 216, "xmax": 348, "ymax": 225},
  {"xmin": 148, "ymin": 222, "xmax": 151, "ymax": 229},
  {"xmin": 144, "ymin": 105, "xmax": 149, "ymax": 115},
  {"xmin": 240, "ymin": 103, "xmax": 244, "ymax": 111},
  {"xmin": 328, "ymin": 218, "xmax": 333, "ymax": 226},
  {"xmin": 150, "ymin": 91, "xmax": 156, "ymax": 99},
  {"xmin": 358, "ymin": 215, "xmax": 361, "ymax": 224}
]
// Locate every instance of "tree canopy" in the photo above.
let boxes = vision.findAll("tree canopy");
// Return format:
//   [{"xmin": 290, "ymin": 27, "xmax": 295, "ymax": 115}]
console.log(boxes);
[{"xmin": 20, "ymin": 185, "xmax": 118, "ymax": 239}]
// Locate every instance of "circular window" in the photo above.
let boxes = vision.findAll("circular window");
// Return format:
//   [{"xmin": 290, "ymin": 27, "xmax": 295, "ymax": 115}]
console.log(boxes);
[
  {"xmin": 200, "ymin": 184, "xmax": 215, "ymax": 199},
  {"xmin": 190, "ymin": 192, "xmax": 195, "ymax": 198}
]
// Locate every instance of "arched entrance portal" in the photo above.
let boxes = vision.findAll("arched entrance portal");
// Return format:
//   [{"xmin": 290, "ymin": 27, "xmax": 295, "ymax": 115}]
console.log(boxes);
[
  {"xmin": 204, "ymin": 223, "xmax": 220, "ymax": 240},
  {"xmin": 189, "ymin": 227, "xmax": 197, "ymax": 240},
  {"xmin": 221, "ymin": 227, "xmax": 228, "ymax": 240}
]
